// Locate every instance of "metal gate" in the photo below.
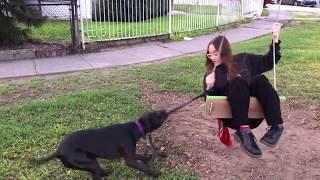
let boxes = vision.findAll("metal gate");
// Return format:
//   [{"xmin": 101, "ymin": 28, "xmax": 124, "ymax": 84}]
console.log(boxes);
[{"xmin": 79, "ymin": 0, "xmax": 264, "ymax": 48}]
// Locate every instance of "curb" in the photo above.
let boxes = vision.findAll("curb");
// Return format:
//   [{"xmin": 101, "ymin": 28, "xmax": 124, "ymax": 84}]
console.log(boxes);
[{"xmin": 0, "ymin": 44, "xmax": 71, "ymax": 62}]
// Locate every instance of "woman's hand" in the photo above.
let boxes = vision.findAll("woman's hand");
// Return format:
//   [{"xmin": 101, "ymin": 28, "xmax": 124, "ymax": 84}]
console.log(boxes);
[
  {"xmin": 272, "ymin": 23, "xmax": 282, "ymax": 43},
  {"xmin": 205, "ymin": 71, "xmax": 215, "ymax": 90}
]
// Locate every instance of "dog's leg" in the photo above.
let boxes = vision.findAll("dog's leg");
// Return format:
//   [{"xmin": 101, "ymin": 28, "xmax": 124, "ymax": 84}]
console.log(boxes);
[
  {"xmin": 135, "ymin": 154, "xmax": 152, "ymax": 162},
  {"xmin": 125, "ymin": 157, "xmax": 160, "ymax": 177},
  {"xmin": 86, "ymin": 153, "xmax": 110, "ymax": 178},
  {"xmin": 68, "ymin": 158, "xmax": 108, "ymax": 180},
  {"xmin": 148, "ymin": 134, "xmax": 167, "ymax": 158},
  {"xmin": 123, "ymin": 147, "xmax": 160, "ymax": 177},
  {"xmin": 143, "ymin": 135, "xmax": 156, "ymax": 158},
  {"xmin": 63, "ymin": 151, "xmax": 109, "ymax": 180}
]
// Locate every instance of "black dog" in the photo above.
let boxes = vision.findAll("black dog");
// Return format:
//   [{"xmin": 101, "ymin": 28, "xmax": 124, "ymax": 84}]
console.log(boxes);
[
  {"xmin": 33, "ymin": 91, "xmax": 207, "ymax": 179},
  {"xmin": 33, "ymin": 110, "xmax": 168, "ymax": 179}
]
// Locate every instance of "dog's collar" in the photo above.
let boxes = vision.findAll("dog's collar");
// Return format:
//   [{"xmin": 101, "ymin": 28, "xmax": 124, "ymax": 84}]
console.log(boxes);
[{"xmin": 135, "ymin": 120, "xmax": 145, "ymax": 136}]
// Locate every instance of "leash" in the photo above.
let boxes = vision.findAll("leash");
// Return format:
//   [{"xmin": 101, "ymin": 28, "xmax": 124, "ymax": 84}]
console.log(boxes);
[
  {"xmin": 144, "ymin": 91, "xmax": 207, "ymax": 159},
  {"xmin": 167, "ymin": 91, "xmax": 207, "ymax": 115}
]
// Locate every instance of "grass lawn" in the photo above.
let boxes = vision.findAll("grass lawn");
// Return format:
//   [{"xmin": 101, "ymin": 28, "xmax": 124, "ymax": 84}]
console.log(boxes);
[
  {"xmin": 0, "ymin": 73, "xmax": 198, "ymax": 179},
  {"xmin": 1, "ymin": 20, "xmax": 319, "ymax": 178},
  {"xmin": 30, "ymin": 20, "xmax": 71, "ymax": 43},
  {"xmin": 173, "ymin": 4, "xmax": 218, "ymax": 15},
  {"xmin": 261, "ymin": 8, "xmax": 269, "ymax": 16},
  {"xmin": 290, "ymin": 11, "xmax": 320, "ymax": 18}
]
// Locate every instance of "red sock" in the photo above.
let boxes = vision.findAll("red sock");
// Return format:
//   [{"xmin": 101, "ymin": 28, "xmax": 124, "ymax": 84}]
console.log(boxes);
[{"xmin": 240, "ymin": 125, "xmax": 250, "ymax": 133}]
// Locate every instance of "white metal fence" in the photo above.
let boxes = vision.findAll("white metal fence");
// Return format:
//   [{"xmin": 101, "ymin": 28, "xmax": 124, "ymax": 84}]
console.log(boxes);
[
  {"xmin": 171, "ymin": 0, "xmax": 218, "ymax": 33},
  {"xmin": 241, "ymin": 0, "xmax": 264, "ymax": 17},
  {"xmin": 79, "ymin": 0, "xmax": 264, "ymax": 48}
]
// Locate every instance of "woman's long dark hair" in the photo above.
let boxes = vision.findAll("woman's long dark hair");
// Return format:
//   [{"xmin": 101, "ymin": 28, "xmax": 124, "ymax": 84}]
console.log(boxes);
[{"xmin": 205, "ymin": 36, "xmax": 238, "ymax": 80}]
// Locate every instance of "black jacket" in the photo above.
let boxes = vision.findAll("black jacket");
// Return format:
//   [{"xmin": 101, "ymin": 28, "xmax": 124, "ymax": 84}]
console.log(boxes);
[{"xmin": 204, "ymin": 40, "xmax": 281, "ymax": 96}]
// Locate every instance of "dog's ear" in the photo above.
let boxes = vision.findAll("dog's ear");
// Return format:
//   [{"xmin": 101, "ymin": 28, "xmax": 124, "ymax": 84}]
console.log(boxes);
[
  {"xmin": 139, "ymin": 116, "xmax": 152, "ymax": 133},
  {"xmin": 158, "ymin": 110, "xmax": 168, "ymax": 122},
  {"xmin": 140, "ymin": 110, "xmax": 168, "ymax": 133}
]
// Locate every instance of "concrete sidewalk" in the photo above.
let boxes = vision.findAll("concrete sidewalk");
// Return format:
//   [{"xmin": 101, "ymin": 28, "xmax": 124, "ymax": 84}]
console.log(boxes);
[{"xmin": 0, "ymin": 10, "xmax": 291, "ymax": 79}]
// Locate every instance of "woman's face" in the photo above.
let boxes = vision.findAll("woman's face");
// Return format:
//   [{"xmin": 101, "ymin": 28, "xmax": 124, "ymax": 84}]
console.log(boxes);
[{"xmin": 207, "ymin": 44, "xmax": 221, "ymax": 66}]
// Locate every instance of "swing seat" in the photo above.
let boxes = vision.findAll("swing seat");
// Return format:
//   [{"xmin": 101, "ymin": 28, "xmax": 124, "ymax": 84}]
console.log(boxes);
[{"xmin": 206, "ymin": 96, "xmax": 286, "ymax": 119}]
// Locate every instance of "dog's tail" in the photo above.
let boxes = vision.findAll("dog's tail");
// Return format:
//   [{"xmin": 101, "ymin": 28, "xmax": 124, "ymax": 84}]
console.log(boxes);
[{"xmin": 30, "ymin": 152, "xmax": 58, "ymax": 165}]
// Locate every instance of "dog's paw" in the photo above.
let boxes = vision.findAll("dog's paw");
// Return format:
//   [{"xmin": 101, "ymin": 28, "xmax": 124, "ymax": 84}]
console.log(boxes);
[
  {"xmin": 29, "ymin": 158, "xmax": 42, "ymax": 166},
  {"xmin": 100, "ymin": 170, "xmax": 110, "ymax": 177},
  {"xmin": 145, "ymin": 154, "xmax": 153, "ymax": 161},
  {"xmin": 155, "ymin": 147, "xmax": 167, "ymax": 158},
  {"xmin": 158, "ymin": 152, "xmax": 167, "ymax": 158},
  {"xmin": 150, "ymin": 170, "xmax": 161, "ymax": 177}
]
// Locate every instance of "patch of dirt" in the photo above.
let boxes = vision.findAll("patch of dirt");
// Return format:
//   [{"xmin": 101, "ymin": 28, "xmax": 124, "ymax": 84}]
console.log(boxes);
[{"xmin": 140, "ymin": 81, "xmax": 320, "ymax": 180}]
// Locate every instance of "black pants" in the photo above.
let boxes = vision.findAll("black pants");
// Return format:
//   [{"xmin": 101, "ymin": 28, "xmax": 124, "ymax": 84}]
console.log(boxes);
[{"xmin": 222, "ymin": 75, "xmax": 283, "ymax": 130}]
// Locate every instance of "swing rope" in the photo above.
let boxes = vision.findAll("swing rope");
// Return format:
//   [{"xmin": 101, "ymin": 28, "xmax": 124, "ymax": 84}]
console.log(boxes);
[{"xmin": 273, "ymin": 0, "xmax": 282, "ymax": 91}]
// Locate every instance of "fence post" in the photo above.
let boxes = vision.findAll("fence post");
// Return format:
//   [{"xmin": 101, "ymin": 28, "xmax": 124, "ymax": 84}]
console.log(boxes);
[
  {"xmin": 70, "ymin": 0, "xmax": 81, "ymax": 52},
  {"xmin": 80, "ymin": 0, "xmax": 85, "ymax": 50},
  {"xmin": 169, "ymin": 0, "xmax": 172, "ymax": 34},
  {"xmin": 240, "ymin": 0, "xmax": 244, "ymax": 20},
  {"xmin": 216, "ymin": 0, "xmax": 220, "ymax": 27},
  {"xmin": 37, "ymin": 0, "xmax": 42, "ymax": 15}
]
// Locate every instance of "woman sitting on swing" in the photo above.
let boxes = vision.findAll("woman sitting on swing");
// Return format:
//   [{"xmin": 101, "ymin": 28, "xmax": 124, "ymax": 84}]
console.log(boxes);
[{"xmin": 204, "ymin": 23, "xmax": 284, "ymax": 158}]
